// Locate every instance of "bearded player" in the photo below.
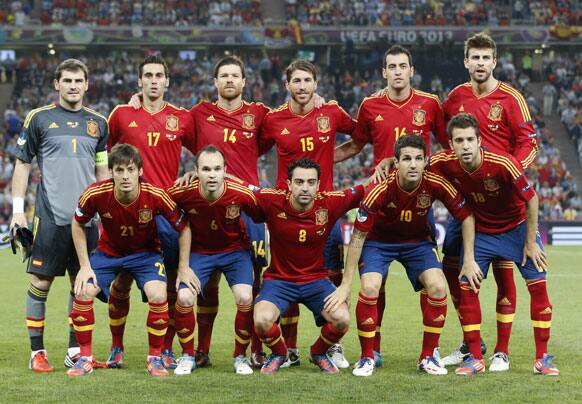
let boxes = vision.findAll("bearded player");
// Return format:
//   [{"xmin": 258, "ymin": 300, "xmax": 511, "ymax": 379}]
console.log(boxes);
[{"xmin": 440, "ymin": 33, "xmax": 538, "ymax": 370}]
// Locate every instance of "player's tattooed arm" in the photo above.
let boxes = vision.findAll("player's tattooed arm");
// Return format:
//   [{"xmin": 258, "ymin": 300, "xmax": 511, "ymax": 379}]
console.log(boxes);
[
  {"xmin": 459, "ymin": 214, "xmax": 482, "ymax": 292},
  {"xmin": 324, "ymin": 228, "xmax": 367, "ymax": 312},
  {"xmin": 71, "ymin": 218, "xmax": 97, "ymax": 297},
  {"xmin": 523, "ymin": 193, "xmax": 547, "ymax": 272}
]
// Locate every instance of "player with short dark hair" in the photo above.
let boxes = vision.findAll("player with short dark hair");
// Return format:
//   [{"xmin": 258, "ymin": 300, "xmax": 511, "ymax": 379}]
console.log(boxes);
[
  {"xmin": 253, "ymin": 159, "xmax": 364, "ymax": 374},
  {"xmin": 260, "ymin": 59, "xmax": 356, "ymax": 368},
  {"xmin": 10, "ymin": 58, "xmax": 109, "ymax": 372},
  {"xmin": 106, "ymin": 54, "xmax": 196, "ymax": 370},
  {"xmin": 333, "ymin": 44, "xmax": 448, "ymax": 366},
  {"xmin": 168, "ymin": 145, "xmax": 263, "ymax": 375},
  {"xmin": 441, "ymin": 32, "xmax": 538, "ymax": 370},
  {"xmin": 67, "ymin": 144, "xmax": 190, "ymax": 377},
  {"xmin": 430, "ymin": 113, "xmax": 558, "ymax": 376},
  {"xmin": 328, "ymin": 135, "xmax": 476, "ymax": 377}
]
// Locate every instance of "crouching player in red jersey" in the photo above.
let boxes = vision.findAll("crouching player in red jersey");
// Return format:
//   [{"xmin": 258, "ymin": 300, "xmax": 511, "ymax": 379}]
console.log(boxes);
[
  {"xmin": 327, "ymin": 135, "xmax": 477, "ymax": 377},
  {"xmin": 67, "ymin": 144, "xmax": 191, "ymax": 377},
  {"xmin": 253, "ymin": 159, "xmax": 364, "ymax": 374},
  {"xmin": 167, "ymin": 145, "xmax": 262, "ymax": 375},
  {"xmin": 430, "ymin": 113, "xmax": 559, "ymax": 376}
]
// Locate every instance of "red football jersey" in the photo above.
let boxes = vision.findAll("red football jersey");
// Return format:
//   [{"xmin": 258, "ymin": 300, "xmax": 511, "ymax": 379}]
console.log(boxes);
[
  {"xmin": 190, "ymin": 101, "xmax": 270, "ymax": 185},
  {"xmin": 443, "ymin": 81, "xmax": 537, "ymax": 168},
  {"xmin": 107, "ymin": 103, "xmax": 196, "ymax": 188},
  {"xmin": 261, "ymin": 101, "xmax": 356, "ymax": 191},
  {"xmin": 352, "ymin": 89, "xmax": 448, "ymax": 167},
  {"xmin": 355, "ymin": 171, "xmax": 471, "ymax": 243},
  {"xmin": 74, "ymin": 179, "xmax": 187, "ymax": 257},
  {"xmin": 429, "ymin": 149, "xmax": 535, "ymax": 234},
  {"xmin": 257, "ymin": 185, "xmax": 364, "ymax": 283},
  {"xmin": 167, "ymin": 178, "xmax": 261, "ymax": 254}
]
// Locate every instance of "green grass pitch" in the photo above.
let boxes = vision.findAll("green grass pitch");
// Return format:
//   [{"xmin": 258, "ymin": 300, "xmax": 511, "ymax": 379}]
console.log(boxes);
[{"xmin": 0, "ymin": 247, "xmax": 580, "ymax": 403}]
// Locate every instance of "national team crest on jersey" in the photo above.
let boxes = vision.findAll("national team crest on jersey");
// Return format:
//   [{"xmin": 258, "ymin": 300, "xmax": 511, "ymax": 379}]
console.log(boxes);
[
  {"xmin": 416, "ymin": 193, "xmax": 431, "ymax": 209},
  {"xmin": 413, "ymin": 109, "xmax": 426, "ymax": 126},
  {"xmin": 138, "ymin": 208, "xmax": 153, "ymax": 224},
  {"xmin": 225, "ymin": 204, "xmax": 241, "ymax": 219},
  {"xmin": 86, "ymin": 120, "xmax": 99, "ymax": 137},
  {"xmin": 488, "ymin": 103, "xmax": 503, "ymax": 121},
  {"xmin": 166, "ymin": 115, "xmax": 179, "ymax": 131},
  {"xmin": 483, "ymin": 177, "xmax": 500, "ymax": 192},
  {"xmin": 315, "ymin": 208, "xmax": 329, "ymax": 225},
  {"xmin": 242, "ymin": 114, "xmax": 255, "ymax": 129},
  {"xmin": 316, "ymin": 116, "xmax": 331, "ymax": 133}
]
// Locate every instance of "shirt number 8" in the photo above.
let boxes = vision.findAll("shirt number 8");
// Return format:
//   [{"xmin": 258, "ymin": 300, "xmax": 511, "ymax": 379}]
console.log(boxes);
[{"xmin": 298, "ymin": 229, "xmax": 307, "ymax": 243}]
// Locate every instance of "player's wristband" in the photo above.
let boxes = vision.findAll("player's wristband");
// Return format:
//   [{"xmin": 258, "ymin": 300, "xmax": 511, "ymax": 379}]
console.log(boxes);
[{"xmin": 12, "ymin": 197, "xmax": 24, "ymax": 214}]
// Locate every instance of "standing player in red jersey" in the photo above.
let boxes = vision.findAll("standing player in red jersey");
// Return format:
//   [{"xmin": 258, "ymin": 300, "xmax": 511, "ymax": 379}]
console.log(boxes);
[
  {"xmin": 187, "ymin": 56, "xmax": 271, "ymax": 369},
  {"xmin": 440, "ymin": 33, "xmax": 538, "ymax": 370},
  {"xmin": 67, "ymin": 144, "xmax": 190, "ymax": 377},
  {"xmin": 333, "ymin": 45, "xmax": 448, "ymax": 366},
  {"xmin": 326, "ymin": 135, "xmax": 477, "ymax": 377},
  {"xmin": 105, "ymin": 55, "xmax": 196, "ymax": 370},
  {"xmin": 168, "ymin": 145, "xmax": 263, "ymax": 375},
  {"xmin": 430, "ymin": 114, "xmax": 558, "ymax": 376},
  {"xmin": 252, "ymin": 159, "xmax": 364, "ymax": 374},
  {"xmin": 260, "ymin": 59, "xmax": 356, "ymax": 368}
]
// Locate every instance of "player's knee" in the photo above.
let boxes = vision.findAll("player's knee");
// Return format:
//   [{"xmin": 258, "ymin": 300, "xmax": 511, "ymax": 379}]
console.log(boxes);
[
  {"xmin": 329, "ymin": 307, "xmax": 350, "ymax": 330},
  {"xmin": 253, "ymin": 307, "xmax": 276, "ymax": 332},
  {"xmin": 360, "ymin": 281, "xmax": 381, "ymax": 298},
  {"xmin": 234, "ymin": 290, "xmax": 253, "ymax": 306},
  {"xmin": 30, "ymin": 274, "xmax": 53, "ymax": 290},
  {"xmin": 426, "ymin": 281, "xmax": 447, "ymax": 299},
  {"xmin": 177, "ymin": 289, "xmax": 196, "ymax": 307}
]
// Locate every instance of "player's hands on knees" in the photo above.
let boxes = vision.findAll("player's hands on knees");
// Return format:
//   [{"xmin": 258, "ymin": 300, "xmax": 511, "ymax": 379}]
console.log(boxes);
[
  {"xmin": 176, "ymin": 266, "xmax": 201, "ymax": 295},
  {"xmin": 9, "ymin": 213, "xmax": 28, "ymax": 234},
  {"xmin": 74, "ymin": 266, "xmax": 97, "ymax": 297},
  {"xmin": 370, "ymin": 157, "xmax": 393, "ymax": 184},
  {"xmin": 313, "ymin": 93, "xmax": 326, "ymax": 108},
  {"xmin": 174, "ymin": 170, "xmax": 197, "ymax": 187},
  {"xmin": 129, "ymin": 93, "xmax": 143, "ymax": 110},
  {"xmin": 459, "ymin": 259, "xmax": 483, "ymax": 293},
  {"xmin": 523, "ymin": 242, "xmax": 548, "ymax": 272},
  {"xmin": 324, "ymin": 284, "xmax": 350, "ymax": 313}
]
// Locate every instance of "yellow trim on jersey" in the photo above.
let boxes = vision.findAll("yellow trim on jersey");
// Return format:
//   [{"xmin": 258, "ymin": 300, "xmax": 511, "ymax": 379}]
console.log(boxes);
[
  {"xmin": 107, "ymin": 104, "xmax": 130, "ymax": 123},
  {"xmin": 83, "ymin": 106, "xmax": 107, "ymax": 121},
  {"xmin": 483, "ymin": 152, "xmax": 522, "ymax": 179},
  {"xmin": 23, "ymin": 104, "xmax": 56, "ymax": 129},
  {"xmin": 414, "ymin": 89, "xmax": 441, "ymax": 103},
  {"xmin": 260, "ymin": 189, "xmax": 286, "ymax": 195},
  {"xmin": 499, "ymin": 84, "xmax": 532, "ymax": 122},
  {"xmin": 267, "ymin": 103, "xmax": 288, "ymax": 115},
  {"xmin": 532, "ymin": 320, "xmax": 551, "ymax": 329},
  {"xmin": 521, "ymin": 147, "xmax": 537, "ymax": 169},
  {"xmin": 109, "ymin": 316, "xmax": 127, "ymax": 326},
  {"xmin": 79, "ymin": 183, "xmax": 114, "ymax": 206},
  {"xmin": 142, "ymin": 185, "xmax": 177, "ymax": 210},
  {"xmin": 462, "ymin": 324, "xmax": 481, "ymax": 332},
  {"xmin": 228, "ymin": 182, "xmax": 258, "ymax": 204},
  {"xmin": 95, "ymin": 150, "xmax": 108, "ymax": 166},
  {"xmin": 496, "ymin": 313, "xmax": 515, "ymax": 323},
  {"xmin": 363, "ymin": 174, "xmax": 395, "ymax": 206},
  {"xmin": 423, "ymin": 326, "xmax": 443, "ymax": 334},
  {"xmin": 429, "ymin": 152, "xmax": 458, "ymax": 164},
  {"xmin": 424, "ymin": 172, "xmax": 458, "ymax": 198}
]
